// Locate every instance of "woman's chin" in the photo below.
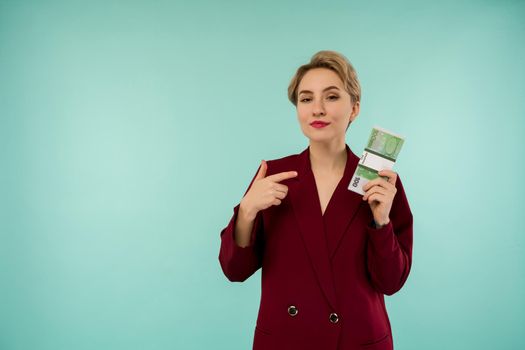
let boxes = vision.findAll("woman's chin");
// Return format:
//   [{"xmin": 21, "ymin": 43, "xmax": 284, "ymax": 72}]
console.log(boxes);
[{"xmin": 303, "ymin": 131, "xmax": 336, "ymax": 142}]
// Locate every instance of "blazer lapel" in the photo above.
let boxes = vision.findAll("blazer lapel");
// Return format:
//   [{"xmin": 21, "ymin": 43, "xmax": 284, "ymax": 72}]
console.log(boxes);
[
  {"xmin": 289, "ymin": 144, "xmax": 364, "ymax": 311},
  {"xmin": 325, "ymin": 145, "xmax": 365, "ymax": 259}
]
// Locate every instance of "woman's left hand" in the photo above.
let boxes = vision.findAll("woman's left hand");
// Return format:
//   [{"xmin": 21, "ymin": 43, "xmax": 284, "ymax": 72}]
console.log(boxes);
[{"xmin": 362, "ymin": 169, "xmax": 397, "ymax": 227}]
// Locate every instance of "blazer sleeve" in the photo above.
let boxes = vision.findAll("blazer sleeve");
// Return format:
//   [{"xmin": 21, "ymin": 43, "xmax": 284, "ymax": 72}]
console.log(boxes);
[
  {"xmin": 365, "ymin": 174, "xmax": 413, "ymax": 296},
  {"xmin": 218, "ymin": 163, "xmax": 265, "ymax": 282}
]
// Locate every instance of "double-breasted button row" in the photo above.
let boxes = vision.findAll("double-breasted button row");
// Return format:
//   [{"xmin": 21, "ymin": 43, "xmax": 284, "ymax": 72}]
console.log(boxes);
[{"xmin": 287, "ymin": 306, "xmax": 339, "ymax": 324}]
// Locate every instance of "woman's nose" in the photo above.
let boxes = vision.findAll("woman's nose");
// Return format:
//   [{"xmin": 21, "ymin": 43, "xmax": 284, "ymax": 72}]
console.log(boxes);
[{"xmin": 313, "ymin": 99, "xmax": 325, "ymax": 116}]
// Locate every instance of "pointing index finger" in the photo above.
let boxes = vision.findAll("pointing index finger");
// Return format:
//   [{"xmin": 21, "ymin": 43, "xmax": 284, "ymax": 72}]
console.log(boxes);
[{"xmin": 267, "ymin": 171, "xmax": 299, "ymax": 183}]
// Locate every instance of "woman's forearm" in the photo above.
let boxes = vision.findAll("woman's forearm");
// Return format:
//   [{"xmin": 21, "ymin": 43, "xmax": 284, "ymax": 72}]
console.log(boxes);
[{"xmin": 234, "ymin": 204, "xmax": 257, "ymax": 248}]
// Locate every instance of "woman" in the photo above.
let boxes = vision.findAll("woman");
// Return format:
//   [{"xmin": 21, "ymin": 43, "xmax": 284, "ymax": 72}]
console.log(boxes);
[{"xmin": 218, "ymin": 51, "xmax": 413, "ymax": 350}]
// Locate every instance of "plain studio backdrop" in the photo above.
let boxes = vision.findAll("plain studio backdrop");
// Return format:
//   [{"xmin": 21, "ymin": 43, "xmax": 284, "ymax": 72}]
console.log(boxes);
[{"xmin": 1, "ymin": 0, "xmax": 524, "ymax": 349}]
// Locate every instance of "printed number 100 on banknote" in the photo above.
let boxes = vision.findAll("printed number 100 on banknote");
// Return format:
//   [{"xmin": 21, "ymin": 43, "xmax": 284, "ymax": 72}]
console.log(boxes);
[{"xmin": 348, "ymin": 126, "xmax": 405, "ymax": 195}]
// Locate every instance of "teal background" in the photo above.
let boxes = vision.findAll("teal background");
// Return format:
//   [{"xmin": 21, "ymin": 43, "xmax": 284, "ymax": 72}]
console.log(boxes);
[{"xmin": 1, "ymin": 0, "xmax": 524, "ymax": 349}]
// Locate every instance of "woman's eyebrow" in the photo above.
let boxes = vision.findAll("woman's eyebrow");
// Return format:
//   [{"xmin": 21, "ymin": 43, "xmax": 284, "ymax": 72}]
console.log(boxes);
[{"xmin": 298, "ymin": 86, "xmax": 340, "ymax": 95}]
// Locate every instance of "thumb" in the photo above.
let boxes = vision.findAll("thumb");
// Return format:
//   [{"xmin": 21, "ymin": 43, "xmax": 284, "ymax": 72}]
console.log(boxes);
[{"xmin": 255, "ymin": 160, "xmax": 267, "ymax": 180}]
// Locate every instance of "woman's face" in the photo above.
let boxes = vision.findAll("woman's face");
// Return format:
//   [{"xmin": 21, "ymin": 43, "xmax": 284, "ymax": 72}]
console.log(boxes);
[{"xmin": 296, "ymin": 68, "xmax": 359, "ymax": 143}]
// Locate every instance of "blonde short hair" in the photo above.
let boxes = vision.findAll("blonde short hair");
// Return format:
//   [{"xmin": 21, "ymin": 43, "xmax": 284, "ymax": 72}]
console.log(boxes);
[{"xmin": 288, "ymin": 50, "xmax": 361, "ymax": 106}]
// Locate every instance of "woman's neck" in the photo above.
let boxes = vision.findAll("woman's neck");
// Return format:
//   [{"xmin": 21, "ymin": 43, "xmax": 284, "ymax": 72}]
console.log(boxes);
[{"xmin": 308, "ymin": 140, "xmax": 347, "ymax": 174}]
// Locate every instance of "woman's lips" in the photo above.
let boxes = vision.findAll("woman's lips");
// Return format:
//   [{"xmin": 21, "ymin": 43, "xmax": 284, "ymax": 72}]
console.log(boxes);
[{"xmin": 310, "ymin": 121, "xmax": 330, "ymax": 129}]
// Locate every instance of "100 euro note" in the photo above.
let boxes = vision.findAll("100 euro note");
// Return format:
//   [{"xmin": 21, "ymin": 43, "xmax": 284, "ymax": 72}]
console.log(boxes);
[{"xmin": 348, "ymin": 126, "xmax": 405, "ymax": 195}]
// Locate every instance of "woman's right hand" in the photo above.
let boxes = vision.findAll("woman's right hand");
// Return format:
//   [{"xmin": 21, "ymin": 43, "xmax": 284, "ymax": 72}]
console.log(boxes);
[{"xmin": 240, "ymin": 160, "xmax": 298, "ymax": 220}]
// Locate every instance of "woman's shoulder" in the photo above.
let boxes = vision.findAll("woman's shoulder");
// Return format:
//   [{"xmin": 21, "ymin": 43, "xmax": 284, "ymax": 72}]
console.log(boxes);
[
  {"xmin": 267, "ymin": 152, "xmax": 300, "ymax": 165},
  {"xmin": 265, "ymin": 150, "xmax": 303, "ymax": 177}
]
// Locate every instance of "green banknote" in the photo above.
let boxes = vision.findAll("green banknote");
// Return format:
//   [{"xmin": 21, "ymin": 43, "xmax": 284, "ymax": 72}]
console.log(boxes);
[{"xmin": 348, "ymin": 126, "xmax": 405, "ymax": 195}]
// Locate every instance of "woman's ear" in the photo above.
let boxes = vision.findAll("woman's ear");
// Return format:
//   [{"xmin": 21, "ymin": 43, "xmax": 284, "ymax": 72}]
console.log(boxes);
[{"xmin": 349, "ymin": 101, "xmax": 360, "ymax": 122}]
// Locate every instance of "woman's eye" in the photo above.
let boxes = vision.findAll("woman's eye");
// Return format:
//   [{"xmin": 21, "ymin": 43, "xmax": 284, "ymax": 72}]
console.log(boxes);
[{"xmin": 299, "ymin": 95, "xmax": 338, "ymax": 103}]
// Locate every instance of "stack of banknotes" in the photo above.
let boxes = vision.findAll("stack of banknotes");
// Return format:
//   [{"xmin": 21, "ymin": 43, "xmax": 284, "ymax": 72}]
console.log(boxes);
[{"xmin": 348, "ymin": 126, "xmax": 405, "ymax": 195}]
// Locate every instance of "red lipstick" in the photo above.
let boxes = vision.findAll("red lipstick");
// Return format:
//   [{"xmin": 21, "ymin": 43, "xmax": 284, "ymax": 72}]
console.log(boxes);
[{"xmin": 310, "ymin": 121, "xmax": 330, "ymax": 129}]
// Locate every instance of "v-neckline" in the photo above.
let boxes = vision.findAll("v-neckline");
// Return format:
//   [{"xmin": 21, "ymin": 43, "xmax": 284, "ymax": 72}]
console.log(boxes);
[{"xmin": 307, "ymin": 145, "xmax": 351, "ymax": 218}]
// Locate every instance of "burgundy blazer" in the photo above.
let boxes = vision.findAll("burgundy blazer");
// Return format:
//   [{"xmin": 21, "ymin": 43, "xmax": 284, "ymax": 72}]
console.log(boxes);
[{"xmin": 219, "ymin": 144, "xmax": 413, "ymax": 350}]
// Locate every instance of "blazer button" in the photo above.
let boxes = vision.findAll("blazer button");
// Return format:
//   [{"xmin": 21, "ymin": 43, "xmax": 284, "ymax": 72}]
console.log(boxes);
[
  {"xmin": 329, "ymin": 313, "xmax": 339, "ymax": 324},
  {"xmin": 287, "ymin": 305, "xmax": 298, "ymax": 317}
]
